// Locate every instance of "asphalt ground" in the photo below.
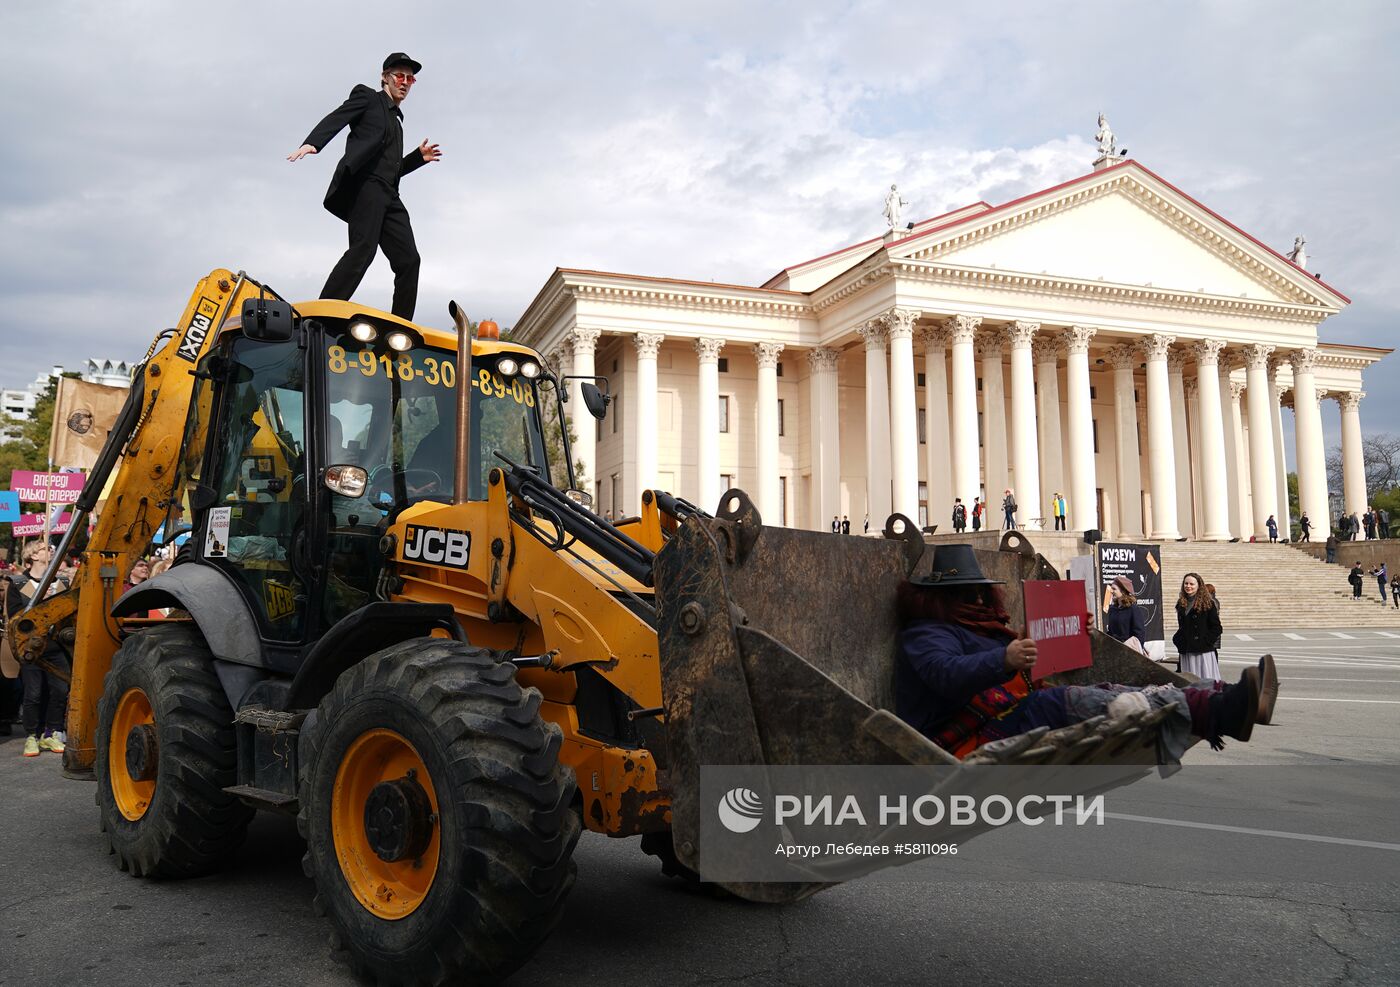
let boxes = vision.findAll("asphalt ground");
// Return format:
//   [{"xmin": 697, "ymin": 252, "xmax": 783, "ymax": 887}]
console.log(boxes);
[{"xmin": 2, "ymin": 627, "xmax": 1398, "ymax": 987}]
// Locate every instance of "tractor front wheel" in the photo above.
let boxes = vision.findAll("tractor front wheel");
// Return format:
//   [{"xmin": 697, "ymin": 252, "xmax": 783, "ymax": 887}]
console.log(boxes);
[{"xmin": 298, "ymin": 638, "xmax": 579, "ymax": 986}]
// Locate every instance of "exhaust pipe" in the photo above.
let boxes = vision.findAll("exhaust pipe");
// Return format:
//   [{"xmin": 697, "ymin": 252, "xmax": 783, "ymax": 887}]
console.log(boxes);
[{"xmin": 448, "ymin": 301, "xmax": 472, "ymax": 505}]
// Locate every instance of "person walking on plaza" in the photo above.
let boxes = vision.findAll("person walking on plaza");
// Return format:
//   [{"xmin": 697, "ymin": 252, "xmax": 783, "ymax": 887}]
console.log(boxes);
[
  {"xmin": 289, "ymin": 53, "xmax": 442, "ymax": 320},
  {"xmin": 1349, "ymin": 561, "xmax": 1364, "ymax": 601},
  {"xmin": 951, "ymin": 498, "xmax": 967, "ymax": 533},
  {"xmin": 9, "ymin": 543, "xmax": 69, "ymax": 757},
  {"xmin": 1391, "ymin": 575, "xmax": 1400, "ymax": 610},
  {"xmin": 1002, "ymin": 489, "xmax": 1018, "ymax": 530},
  {"xmin": 1325, "ymin": 532, "xmax": 1338, "ymax": 564},
  {"xmin": 1052, "ymin": 492, "xmax": 1067, "ymax": 531},
  {"xmin": 1377, "ymin": 563, "xmax": 1389, "ymax": 603},
  {"xmin": 971, "ymin": 497, "xmax": 983, "ymax": 532},
  {"xmin": 1266, "ymin": 514, "xmax": 1278, "ymax": 543},
  {"xmin": 1299, "ymin": 512, "xmax": 1312, "ymax": 542},
  {"xmin": 1173, "ymin": 573, "xmax": 1223, "ymax": 680}
]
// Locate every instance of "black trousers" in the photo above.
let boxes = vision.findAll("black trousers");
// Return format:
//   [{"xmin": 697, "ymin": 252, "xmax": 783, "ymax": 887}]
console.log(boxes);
[
  {"xmin": 1054, "ymin": 516, "xmax": 1066, "ymax": 530},
  {"xmin": 20, "ymin": 653, "xmax": 69, "ymax": 737},
  {"xmin": 322, "ymin": 179, "xmax": 420, "ymax": 320}
]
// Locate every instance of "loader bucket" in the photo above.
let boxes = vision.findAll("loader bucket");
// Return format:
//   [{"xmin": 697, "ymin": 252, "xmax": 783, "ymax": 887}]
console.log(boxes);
[{"xmin": 653, "ymin": 495, "xmax": 1193, "ymax": 899}]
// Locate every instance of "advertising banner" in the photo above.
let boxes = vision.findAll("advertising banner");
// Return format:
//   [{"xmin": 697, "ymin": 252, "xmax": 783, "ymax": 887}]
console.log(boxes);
[
  {"xmin": 14, "ymin": 512, "xmax": 72, "ymax": 537},
  {"xmin": 1022, "ymin": 579, "xmax": 1093, "ymax": 676},
  {"xmin": 10, "ymin": 470, "xmax": 86, "ymax": 505},
  {"xmin": 1096, "ymin": 542, "xmax": 1165, "ymax": 655}
]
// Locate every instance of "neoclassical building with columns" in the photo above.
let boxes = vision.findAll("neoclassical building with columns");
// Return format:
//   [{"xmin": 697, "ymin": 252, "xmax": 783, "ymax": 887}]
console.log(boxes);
[{"xmin": 514, "ymin": 158, "xmax": 1387, "ymax": 539}]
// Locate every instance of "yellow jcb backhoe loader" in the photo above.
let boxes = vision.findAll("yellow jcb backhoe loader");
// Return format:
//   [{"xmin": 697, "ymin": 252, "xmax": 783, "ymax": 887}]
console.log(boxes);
[{"xmin": 10, "ymin": 269, "xmax": 1193, "ymax": 985}]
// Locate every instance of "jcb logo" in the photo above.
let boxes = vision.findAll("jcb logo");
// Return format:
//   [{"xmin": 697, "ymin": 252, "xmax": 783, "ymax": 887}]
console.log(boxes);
[
  {"xmin": 176, "ymin": 297, "xmax": 221, "ymax": 362},
  {"xmin": 263, "ymin": 579, "xmax": 298, "ymax": 622},
  {"xmin": 403, "ymin": 524, "xmax": 472, "ymax": 569}
]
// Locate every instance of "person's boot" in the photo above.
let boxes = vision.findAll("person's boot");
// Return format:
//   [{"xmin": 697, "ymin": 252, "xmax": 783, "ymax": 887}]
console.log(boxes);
[
  {"xmin": 1206, "ymin": 667, "xmax": 1260, "ymax": 750},
  {"xmin": 1257, "ymin": 655, "xmax": 1279, "ymax": 726}
]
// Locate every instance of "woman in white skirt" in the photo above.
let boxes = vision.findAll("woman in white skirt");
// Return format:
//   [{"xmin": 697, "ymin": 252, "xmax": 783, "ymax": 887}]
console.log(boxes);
[{"xmin": 1172, "ymin": 572, "xmax": 1222, "ymax": 679}]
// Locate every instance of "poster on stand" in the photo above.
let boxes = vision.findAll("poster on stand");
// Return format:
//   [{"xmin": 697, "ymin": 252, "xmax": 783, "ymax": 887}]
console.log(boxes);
[{"xmin": 1096, "ymin": 542, "xmax": 1165, "ymax": 660}]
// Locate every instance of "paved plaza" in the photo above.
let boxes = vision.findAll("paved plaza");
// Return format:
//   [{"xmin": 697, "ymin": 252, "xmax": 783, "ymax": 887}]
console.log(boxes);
[{"xmin": 3, "ymin": 627, "xmax": 1398, "ymax": 986}]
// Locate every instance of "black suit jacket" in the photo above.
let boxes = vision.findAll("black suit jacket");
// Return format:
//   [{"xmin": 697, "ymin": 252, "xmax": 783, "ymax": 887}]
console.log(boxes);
[{"xmin": 303, "ymin": 84, "xmax": 427, "ymax": 221}]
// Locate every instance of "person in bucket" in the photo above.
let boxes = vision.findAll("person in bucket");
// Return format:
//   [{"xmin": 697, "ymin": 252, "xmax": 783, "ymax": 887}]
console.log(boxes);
[{"xmin": 893, "ymin": 544, "xmax": 1277, "ymax": 763}]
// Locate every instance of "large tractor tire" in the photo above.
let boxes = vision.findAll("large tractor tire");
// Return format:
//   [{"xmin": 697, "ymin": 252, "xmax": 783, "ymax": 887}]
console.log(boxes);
[
  {"xmin": 298, "ymin": 638, "xmax": 580, "ymax": 986},
  {"xmin": 95, "ymin": 624, "xmax": 253, "ymax": 877}
]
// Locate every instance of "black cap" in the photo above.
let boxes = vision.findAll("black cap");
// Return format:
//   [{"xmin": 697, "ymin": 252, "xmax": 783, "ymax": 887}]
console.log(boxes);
[
  {"xmin": 383, "ymin": 52, "xmax": 423, "ymax": 75},
  {"xmin": 909, "ymin": 544, "xmax": 1005, "ymax": 588}
]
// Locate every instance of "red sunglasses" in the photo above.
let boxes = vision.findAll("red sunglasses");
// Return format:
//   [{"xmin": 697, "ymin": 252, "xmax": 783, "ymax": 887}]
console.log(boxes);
[{"xmin": 388, "ymin": 71, "xmax": 416, "ymax": 84}]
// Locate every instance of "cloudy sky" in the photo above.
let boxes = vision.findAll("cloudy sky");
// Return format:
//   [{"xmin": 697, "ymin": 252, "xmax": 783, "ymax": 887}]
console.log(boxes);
[{"xmin": 3, "ymin": 1, "xmax": 1396, "ymax": 453}]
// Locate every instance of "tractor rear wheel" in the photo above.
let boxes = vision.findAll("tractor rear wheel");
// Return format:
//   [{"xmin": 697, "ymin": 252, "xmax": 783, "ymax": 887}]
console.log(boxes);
[
  {"xmin": 94, "ymin": 624, "xmax": 252, "ymax": 877},
  {"xmin": 298, "ymin": 637, "xmax": 579, "ymax": 986}
]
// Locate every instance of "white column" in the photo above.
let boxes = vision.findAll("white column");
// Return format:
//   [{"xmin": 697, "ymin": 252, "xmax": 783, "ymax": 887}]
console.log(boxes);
[
  {"xmin": 1065, "ymin": 325, "xmax": 1098, "ymax": 531},
  {"xmin": 920, "ymin": 328, "xmax": 953, "ymax": 524},
  {"xmin": 1218, "ymin": 366, "xmax": 1243, "ymax": 538},
  {"xmin": 695, "ymin": 337, "xmax": 724, "ymax": 512},
  {"xmin": 946, "ymin": 315, "xmax": 982, "ymax": 510},
  {"xmin": 568, "ymin": 327, "xmax": 601, "ymax": 493},
  {"xmin": 1033, "ymin": 336, "xmax": 1064, "ymax": 524},
  {"xmin": 1290, "ymin": 349, "xmax": 1329, "ymax": 529},
  {"xmin": 754, "ymin": 342, "xmax": 784, "ymax": 525},
  {"xmin": 1192, "ymin": 340, "xmax": 1232, "ymax": 541},
  {"xmin": 1141, "ymin": 334, "xmax": 1179, "ymax": 539},
  {"xmin": 885, "ymin": 309, "xmax": 920, "ymax": 522},
  {"xmin": 858, "ymin": 320, "xmax": 892, "ymax": 526},
  {"xmin": 633, "ymin": 332, "xmax": 664, "ymax": 500},
  {"xmin": 1107, "ymin": 344, "xmax": 1144, "ymax": 539},
  {"xmin": 1269, "ymin": 358, "xmax": 1291, "ymax": 539},
  {"xmin": 1339, "ymin": 391, "xmax": 1368, "ymax": 518},
  {"xmin": 979, "ymin": 329, "xmax": 1009, "ymax": 511},
  {"xmin": 1006, "ymin": 321, "xmax": 1041, "ymax": 530},
  {"xmin": 1167, "ymin": 349, "xmax": 1194, "ymax": 538},
  {"xmin": 808, "ymin": 347, "xmax": 842, "ymax": 532},
  {"xmin": 1242, "ymin": 344, "xmax": 1279, "ymax": 538},
  {"xmin": 1230, "ymin": 379, "xmax": 1253, "ymax": 533},
  {"xmin": 1185, "ymin": 378, "xmax": 1204, "ymax": 537}
]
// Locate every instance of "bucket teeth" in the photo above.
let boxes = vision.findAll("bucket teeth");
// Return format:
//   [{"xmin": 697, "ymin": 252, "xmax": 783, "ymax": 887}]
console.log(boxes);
[{"xmin": 965, "ymin": 727, "xmax": 1049, "ymax": 763}]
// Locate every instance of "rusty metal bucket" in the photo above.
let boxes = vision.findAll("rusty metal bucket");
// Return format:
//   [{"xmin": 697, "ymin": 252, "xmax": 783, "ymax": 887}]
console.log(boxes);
[{"xmin": 652, "ymin": 496, "xmax": 1189, "ymax": 900}]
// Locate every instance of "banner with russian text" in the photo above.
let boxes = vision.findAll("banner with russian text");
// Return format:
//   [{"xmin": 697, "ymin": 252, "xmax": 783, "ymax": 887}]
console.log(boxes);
[{"xmin": 1022, "ymin": 579, "xmax": 1092, "ymax": 676}]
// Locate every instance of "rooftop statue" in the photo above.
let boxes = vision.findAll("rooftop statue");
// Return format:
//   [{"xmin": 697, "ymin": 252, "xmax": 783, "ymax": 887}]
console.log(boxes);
[
  {"xmin": 1288, "ymin": 235, "xmax": 1308, "ymax": 269},
  {"xmin": 883, "ymin": 184, "xmax": 908, "ymax": 231},
  {"xmin": 1095, "ymin": 113, "xmax": 1116, "ymax": 158}
]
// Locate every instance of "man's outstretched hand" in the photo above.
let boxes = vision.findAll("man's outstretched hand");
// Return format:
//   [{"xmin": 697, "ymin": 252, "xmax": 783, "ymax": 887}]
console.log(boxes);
[
  {"xmin": 419, "ymin": 139, "xmax": 443, "ymax": 163},
  {"xmin": 287, "ymin": 144, "xmax": 318, "ymax": 162}
]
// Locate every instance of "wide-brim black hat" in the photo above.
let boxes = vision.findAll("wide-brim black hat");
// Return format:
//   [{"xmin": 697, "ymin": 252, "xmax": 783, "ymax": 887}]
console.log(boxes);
[
  {"xmin": 383, "ymin": 52, "xmax": 423, "ymax": 74},
  {"xmin": 910, "ymin": 543, "xmax": 1004, "ymax": 587}
]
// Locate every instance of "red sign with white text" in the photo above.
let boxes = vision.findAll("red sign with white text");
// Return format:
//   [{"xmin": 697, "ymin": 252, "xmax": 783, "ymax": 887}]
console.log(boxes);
[
  {"xmin": 10, "ymin": 470, "xmax": 85, "ymax": 505},
  {"xmin": 1022, "ymin": 579, "xmax": 1093, "ymax": 677},
  {"xmin": 13, "ymin": 512, "xmax": 72, "ymax": 537}
]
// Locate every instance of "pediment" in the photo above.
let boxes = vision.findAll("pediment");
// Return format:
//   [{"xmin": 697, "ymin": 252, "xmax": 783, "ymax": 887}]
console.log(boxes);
[{"xmin": 889, "ymin": 164, "xmax": 1344, "ymax": 310}]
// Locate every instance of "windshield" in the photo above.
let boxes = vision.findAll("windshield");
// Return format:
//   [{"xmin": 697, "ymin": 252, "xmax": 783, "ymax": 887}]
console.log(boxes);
[{"xmin": 322, "ymin": 329, "xmax": 549, "ymax": 506}]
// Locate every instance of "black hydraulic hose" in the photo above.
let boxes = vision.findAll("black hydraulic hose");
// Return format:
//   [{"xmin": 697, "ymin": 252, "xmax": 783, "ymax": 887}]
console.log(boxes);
[
  {"xmin": 649, "ymin": 489, "xmax": 710, "ymax": 524},
  {"xmin": 496, "ymin": 458, "xmax": 655, "ymax": 587}
]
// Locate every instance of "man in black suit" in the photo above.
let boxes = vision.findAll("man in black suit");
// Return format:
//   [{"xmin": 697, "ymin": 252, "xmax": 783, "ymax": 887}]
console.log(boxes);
[{"xmin": 289, "ymin": 53, "xmax": 442, "ymax": 319}]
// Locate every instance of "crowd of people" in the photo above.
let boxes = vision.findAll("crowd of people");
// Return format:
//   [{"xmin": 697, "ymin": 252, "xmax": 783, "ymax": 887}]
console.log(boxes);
[
  {"xmin": 1337, "ymin": 506, "xmax": 1392, "ymax": 541},
  {"xmin": 1, "ymin": 545, "xmax": 166, "ymax": 757}
]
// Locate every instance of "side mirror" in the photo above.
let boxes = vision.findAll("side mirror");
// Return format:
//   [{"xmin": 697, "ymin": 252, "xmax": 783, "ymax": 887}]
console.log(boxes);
[
  {"xmin": 242, "ymin": 297, "xmax": 294, "ymax": 342},
  {"xmin": 565, "ymin": 488, "xmax": 594, "ymax": 509},
  {"xmin": 581, "ymin": 382, "xmax": 610, "ymax": 421}
]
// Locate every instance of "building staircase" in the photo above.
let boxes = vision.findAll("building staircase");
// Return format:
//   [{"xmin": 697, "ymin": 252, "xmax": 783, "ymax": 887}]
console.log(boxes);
[
  {"xmin": 1148, "ymin": 540, "xmax": 1399, "ymax": 630},
  {"xmin": 927, "ymin": 530, "xmax": 1400, "ymax": 629}
]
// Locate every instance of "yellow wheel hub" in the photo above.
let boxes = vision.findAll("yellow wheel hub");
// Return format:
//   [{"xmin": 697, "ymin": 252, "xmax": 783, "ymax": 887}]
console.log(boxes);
[
  {"xmin": 110, "ymin": 687, "xmax": 157, "ymax": 821},
  {"xmin": 332, "ymin": 728, "xmax": 441, "ymax": 920}
]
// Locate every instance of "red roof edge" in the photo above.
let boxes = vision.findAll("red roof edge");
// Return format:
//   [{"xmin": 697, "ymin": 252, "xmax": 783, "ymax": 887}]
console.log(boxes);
[{"xmin": 885, "ymin": 160, "xmax": 1350, "ymax": 305}]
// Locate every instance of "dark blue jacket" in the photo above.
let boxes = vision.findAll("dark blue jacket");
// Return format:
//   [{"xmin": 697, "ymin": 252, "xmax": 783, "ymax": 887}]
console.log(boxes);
[
  {"xmin": 1105, "ymin": 602, "xmax": 1147, "ymax": 645},
  {"xmin": 894, "ymin": 620, "xmax": 1011, "ymax": 737}
]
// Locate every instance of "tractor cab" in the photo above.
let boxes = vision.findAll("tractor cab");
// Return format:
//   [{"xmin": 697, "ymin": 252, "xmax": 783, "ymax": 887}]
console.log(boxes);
[{"xmin": 165, "ymin": 303, "xmax": 553, "ymax": 653}]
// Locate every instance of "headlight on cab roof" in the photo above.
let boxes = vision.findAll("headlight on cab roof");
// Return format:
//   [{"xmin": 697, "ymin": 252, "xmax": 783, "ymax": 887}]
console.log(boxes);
[
  {"xmin": 519, "ymin": 360, "xmax": 541, "ymax": 379},
  {"xmin": 386, "ymin": 331, "xmax": 413, "ymax": 352},
  {"xmin": 497, "ymin": 357, "xmax": 519, "ymax": 376}
]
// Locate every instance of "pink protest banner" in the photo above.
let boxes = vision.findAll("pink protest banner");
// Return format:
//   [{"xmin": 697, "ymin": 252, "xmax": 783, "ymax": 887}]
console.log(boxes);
[
  {"xmin": 10, "ymin": 470, "xmax": 86, "ymax": 505},
  {"xmin": 1022, "ymin": 579, "xmax": 1093, "ymax": 677},
  {"xmin": 14, "ymin": 512, "xmax": 73, "ymax": 537}
]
